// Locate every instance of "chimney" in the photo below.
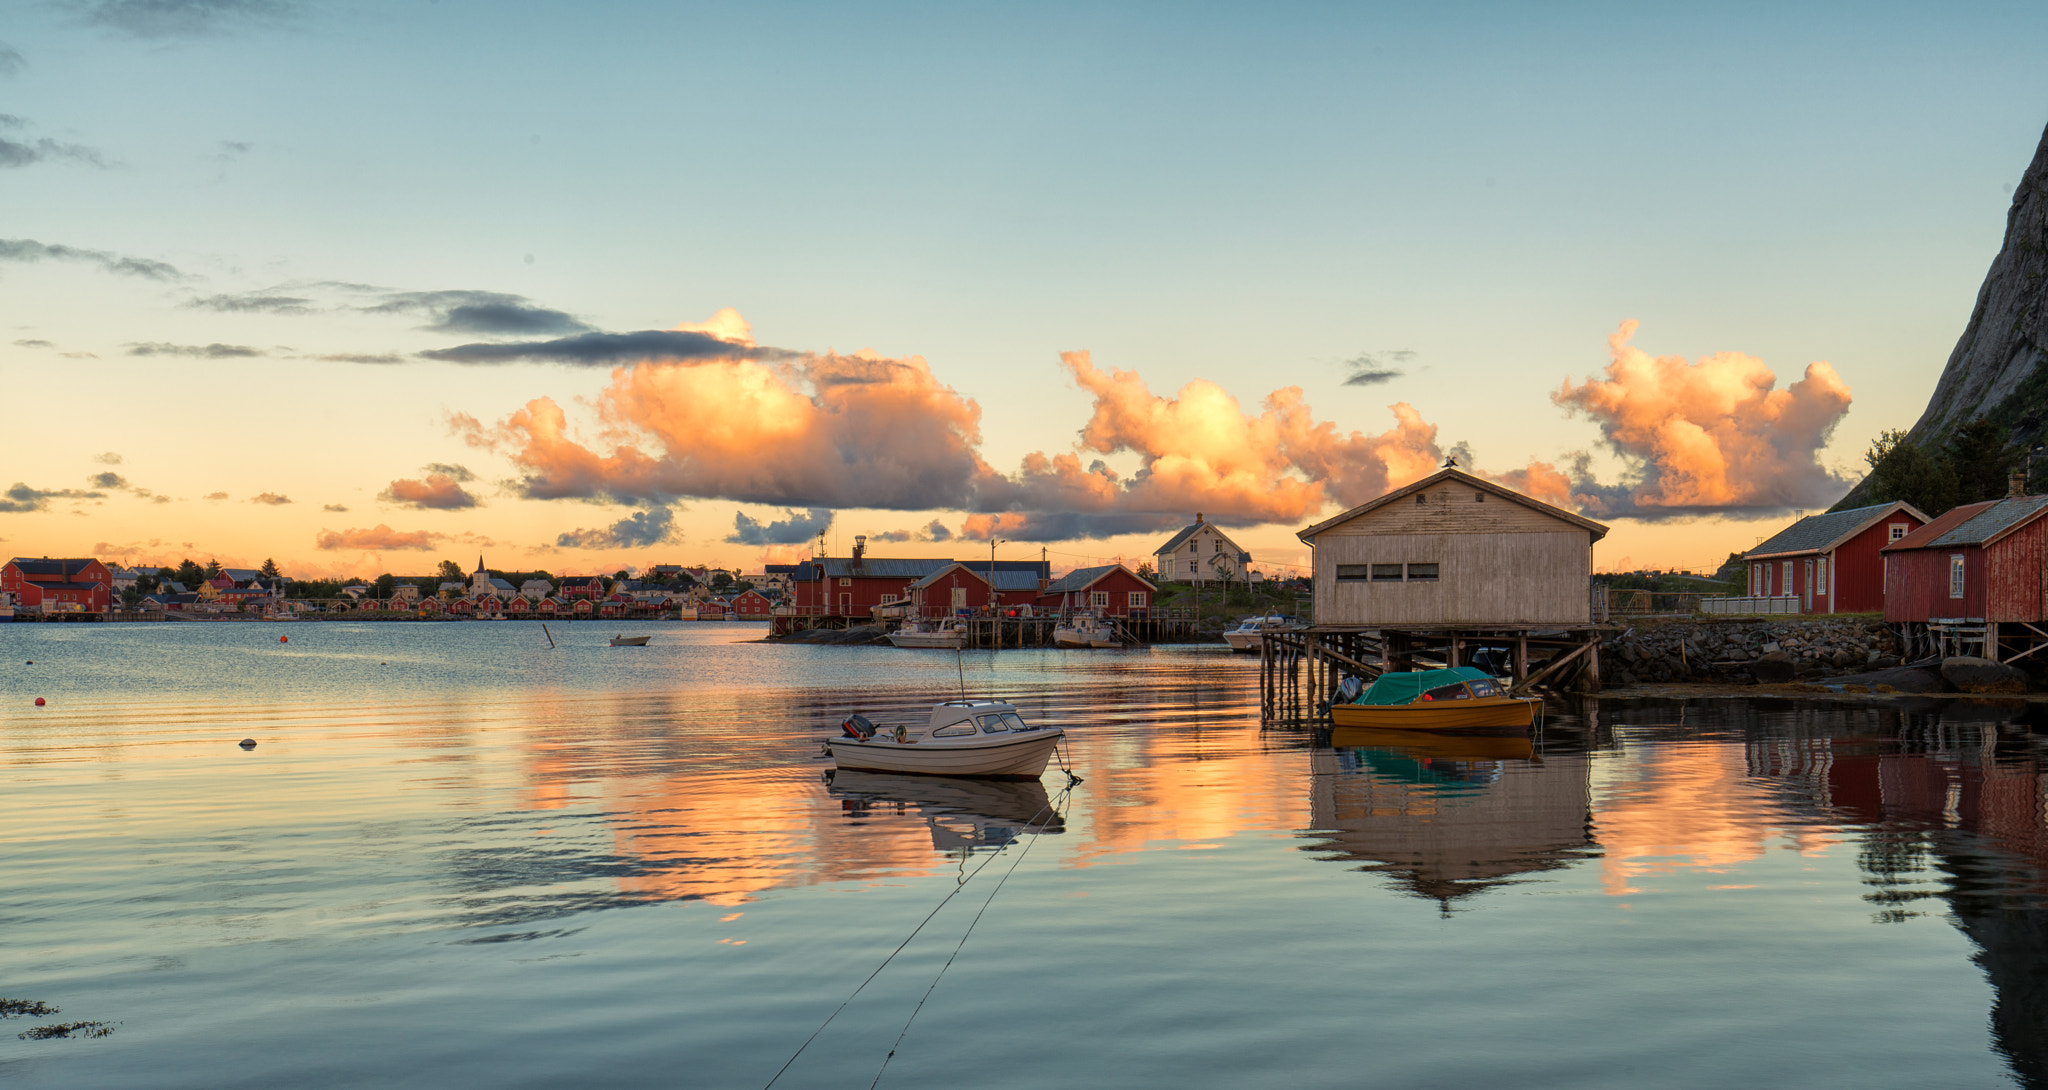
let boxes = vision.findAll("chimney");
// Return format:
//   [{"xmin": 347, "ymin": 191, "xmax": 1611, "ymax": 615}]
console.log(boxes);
[
  {"xmin": 852, "ymin": 535, "xmax": 866, "ymax": 566},
  {"xmin": 2011, "ymin": 469, "xmax": 2028, "ymax": 499},
  {"xmin": 1195, "ymin": 512, "xmax": 1204, "ymax": 524}
]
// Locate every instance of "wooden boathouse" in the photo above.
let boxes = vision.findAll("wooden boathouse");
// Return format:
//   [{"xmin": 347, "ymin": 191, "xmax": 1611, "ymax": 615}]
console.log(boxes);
[
  {"xmin": 1262, "ymin": 465, "xmax": 1611, "ymax": 721},
  {"xmin": 1882, "ymin": 473, "xmax": 2048, "ymax": 662}
]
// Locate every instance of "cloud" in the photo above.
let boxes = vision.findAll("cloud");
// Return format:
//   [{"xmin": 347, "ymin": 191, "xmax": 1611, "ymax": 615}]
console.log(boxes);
[
  {"xmin": 89, "ymin": 472, "xmax": 127, "ymax": 489},
  {"xmin": 126, "ymin": 342, "xmax": 265, "ymax": 358},
  {"xmin": 189, "ymin": 291, "xmax": 314, "ymax": 314},
  {"xmin": 1341, "ymin": 350, "xmax": 1414, "ymax": 386},
  {"xmin": 250, "ymin": 491, "xmax": 291, "ymax": 505},
  {"xmin": 455, "ymin": 310, "xmax": 1448, "ymax": 542},
  {"xmin": 72, "ymin": 0, "xmax": 304, "ymax": 38},
  {"xmin": 0, "ymin": 238, "xmax": 180, "ymax": 279},
  {"xmin": 367, "ymin": 290, "xmax": 592, "ymax": 337},
  {"xmin": 203, "ymin": 491, "xmax": 229, "ymax": 501},
  {"xmin": 726, "ymin": 507, "xmax": 832, "ymax": 546},
  {"xmin": 0, "ymin": 136, "xmax": 107, "ymax": 170},
  {"xmin": 0, "ymin": 44, "xmax": 24, "ymax": 79},
  {"xmin": 311, "ymin": 352, "xmax": 403, "ymax": 364},
  {"xmin": 380, "ymin": 473, "xmax": 477, "ymax": 510},
  {"xmin": 315, "ymin": 524, "xmax": 441, "ymax": 551},
  {"xmin": 215, "ymin": 140, "xmax": 251, "ymax": 161},
  {"xmin": 1519, "ymin": 322, "xmax": 1853, "ymax": 520},
  {"xmin": 322, "ymin": 503, "xmax": 348, "ymax": 512},
  {"xmin": 872, "ymin": 519, "xmax": 955, "ymax": 544},
  {"xmin": 555, "ymin": 506, "xmax": 678, "ymax": 549},
  {"xmin": 14, "ymin": 338, "xmax": 52, "ymax": 348},
  {"xmin": 94, "ymin": 452, "xmax": 122, "ymax": 465},
  {"xmin": 0, "ymin": 481, "xmax": 105, "ymax": 512},
  {"xmin": 422, "ymin": 462, "xmax": 474, "ymax": 482},
  {"xmin": 422, "ymin": 328, "xmax": 789, "ymax": 365}
]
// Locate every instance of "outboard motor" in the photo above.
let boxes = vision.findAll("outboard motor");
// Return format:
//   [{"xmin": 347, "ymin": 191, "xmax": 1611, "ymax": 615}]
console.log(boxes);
[
  {"xmin": 841, "ymin": 714, "xmax": 876, "ymax": 740},
  {"xmin": 1316, "ymin": 675, "xmax": 1367, "ymax": 717}
]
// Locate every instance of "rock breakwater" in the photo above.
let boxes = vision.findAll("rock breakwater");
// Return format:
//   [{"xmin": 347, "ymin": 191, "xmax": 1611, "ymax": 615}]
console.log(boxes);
[{"xmin": 1605, "ymin": 617, "xmax": 1901, "ymax": 686}]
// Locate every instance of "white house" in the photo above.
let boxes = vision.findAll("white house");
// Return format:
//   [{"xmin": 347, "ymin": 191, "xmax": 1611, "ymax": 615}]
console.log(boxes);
[{"xmin": 1153, "ymin": 514, "xmax": 1252, "ymax": 583}]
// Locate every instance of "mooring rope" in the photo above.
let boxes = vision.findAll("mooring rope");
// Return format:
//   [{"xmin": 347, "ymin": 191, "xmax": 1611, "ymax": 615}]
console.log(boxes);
[
  {"xmin": 866, "ymin": 783, "xmax": 1071, "ymax": 1089},
  {"xmin": 760, "ymin": 775, "xmax": 1077, "ymax": 1090}
]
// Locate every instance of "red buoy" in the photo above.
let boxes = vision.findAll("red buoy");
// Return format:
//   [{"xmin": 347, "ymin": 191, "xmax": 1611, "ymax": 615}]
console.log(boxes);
[
  {"xmin": 280, "ymin": 635, "xmax": 289, "ymax": 643},
  {"xmin": 34, "ymin": 697, "xmax": 45, "ymax": 707}
]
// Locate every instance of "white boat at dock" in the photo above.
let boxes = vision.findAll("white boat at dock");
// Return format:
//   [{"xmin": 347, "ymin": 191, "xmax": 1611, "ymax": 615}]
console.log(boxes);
[
  {"xmin": 827, "ymin": 700, "xmax": 1064, "ymax": 778},
  {"xmin": 609, "ymin": 634, "xmax": 651, "ymax": 646},
  {"xmin": 1052, "ymin": 614, "xmax": 1121, "ymax": 648},
  {"xmin": 1222, "ymin": 614, "xmax": 1295, "ymax": 653},
  {"xmin": 888, "ymin": 618, "xmax": 967, "ymax": 649}
]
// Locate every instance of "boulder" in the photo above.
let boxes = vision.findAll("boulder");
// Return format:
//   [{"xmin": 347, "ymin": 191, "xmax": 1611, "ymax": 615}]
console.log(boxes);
[
  {"xmin": 1751, "ymin": 650, "xmax": 1796, "ymax": 684},
  {"xmin": 1820, "ymin": 667, "xmax": 1954, "ymax": 693},
  {"xmin": 1940, "ymin": 656, "xmax": 2029, "ymax": 695}
]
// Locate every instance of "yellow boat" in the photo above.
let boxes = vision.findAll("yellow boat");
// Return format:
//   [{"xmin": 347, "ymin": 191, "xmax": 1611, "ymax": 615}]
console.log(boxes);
[{"xmin": 1326, "ymin": 667, "xmax": 1540, "ymax": 731}]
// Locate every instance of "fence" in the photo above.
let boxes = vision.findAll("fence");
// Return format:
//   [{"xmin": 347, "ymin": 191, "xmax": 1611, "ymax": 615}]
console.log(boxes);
[{"xmin": 1698, "ymin": 596, "xmax": 1803, "ymax": 616}]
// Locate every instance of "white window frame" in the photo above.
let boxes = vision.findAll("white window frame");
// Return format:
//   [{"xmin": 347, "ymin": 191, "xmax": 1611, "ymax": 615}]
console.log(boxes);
[
  {"xmin": 1128, "ymin": 591, "xmax": 1146, "ymax": 608},
  {"xmin": 1817, "ymin": 557, "xmax": 1828, "ymax": 595},
  {"xmin": 1782, "ymin": 561, "xmax": 1793, "ymax": 597},
  {"xmin": 1090, "ymin": 591, "xmax": 1109, "ymax": 608},
  {"xmin": 879, "ymin": 593, "xmax": 899, "ymax": 605},
  {"xmin": 1950, "ymin": 554, "xmax": 1965, "ymax": 599},
  {"xmin": 1889, "ymin": 523, "xmax": 1909, "ymax": 542}
]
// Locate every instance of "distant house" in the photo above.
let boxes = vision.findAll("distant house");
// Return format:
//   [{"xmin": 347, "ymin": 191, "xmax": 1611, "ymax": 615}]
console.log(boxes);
[
  {"xmin": 391, "ymin": 584, "xmax": 422, "ymax": 602},
  {"xmin": 730, "ymin": 589, "xmax": 775, "ymax": 619},
  {"xmin": 341, "ymin": 584, "xmax": 369, "ymax": 600},
  {"xmin": 519, "ymin": 578, "xmax": 554, "ymax": 599},
  {"xmin": 788, "ymin": 538, "xmax": 1053, "ymax": 621},
  {"xmin": 221, "ymin": 568, "xmax": 264, "ymax": 586},
  {"xmin": 1154, "ymin": 514, "xmax": 1252, "ymax": 583},
  {"xmin": 1035, "ymin": 564, "xmax": 1157, "ymax": 618},
  {"xmin": 560, "ymin": 577, "xmax": 606, "ymax": 601},
  {"xmin": 3, "ymin": 558, "xmax": 114, "ymax": 614},
  {"xmin": 905, "ymin": 563, "xmax": 1046, "ymax": 617},
  {"xmin": 1742, "ymin": 501, "xmax": 1927, "ymax": 613},
  {"xmin": 1296, "ymin": 466, "xmax": 1609, "ymax": 628}
]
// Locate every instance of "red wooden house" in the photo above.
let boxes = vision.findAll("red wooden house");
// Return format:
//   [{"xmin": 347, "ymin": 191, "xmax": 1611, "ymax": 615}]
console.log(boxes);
[
  {"xmin": 506, "ymin": 596, "xmax": 531, "ymax": 616},
  {"xmin": 1743, "ymin": 501, "xmax": 1927, "ymax": 613},
  {"xmin": 560, "ymin": 577, "xmax": 606, "ymax": 601},
  {"xmin": 698, "ymin": 597, "xmax": 729, "ymax": 619},
  {"xmin": 1034, "ymin": 564, "xmax": 1157, "ymax": 617},
  {"xmin": 1882, "ymin": 492, "xmax": 2048, "ymax": 625},
  {"xmin": 2, "ymin": 557, "xmax": 112, "ymax": 613},
  {"xmin": 731, "ymin": 589, "xmax": 775, "ymax": 619},
  {"xmin": 787, "ymin": 538, "xmax": 1054, "ymax": 623}
]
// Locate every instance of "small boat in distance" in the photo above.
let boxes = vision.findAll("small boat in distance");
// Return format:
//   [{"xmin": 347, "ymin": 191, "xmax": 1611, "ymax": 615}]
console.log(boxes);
[
  {"xmin": 609, "ymin": 634, "xmax": 651, "ymax": 647},
  {"xmin": 1327, "ymin": 667, "xmax": 1540, "ymax": 731},
  {"xmin": 827, "ymin": 700, "xmax": 1064, "ymax": 779},
  {"xmin": 1222, "ymin": 614, "xmax": 1294, "ymax": 653},
  {"xmin": 888, "ymin": 618, "xmax": 967, "ymax": 649},
  {"xmin": 1052, "ymin": 614, "xmax": 1121, "ymax": 649}
]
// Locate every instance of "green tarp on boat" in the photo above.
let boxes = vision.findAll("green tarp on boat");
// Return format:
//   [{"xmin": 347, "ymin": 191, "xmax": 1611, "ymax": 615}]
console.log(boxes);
[{"xmin": 1355, "ymin": 667, "xmax": 1497, "ymax": 706}]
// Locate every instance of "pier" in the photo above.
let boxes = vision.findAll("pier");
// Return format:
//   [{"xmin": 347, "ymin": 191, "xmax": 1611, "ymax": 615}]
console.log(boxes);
[
  {"xmin": 772, "ymin": 607, "xmax": 1205, "ymax": 646},
  {"xmin": 1259, "ymin": 624, "xmax": 1606, "ymax": 722}
]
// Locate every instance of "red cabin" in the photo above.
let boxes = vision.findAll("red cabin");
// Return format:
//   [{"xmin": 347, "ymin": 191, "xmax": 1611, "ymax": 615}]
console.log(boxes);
[
  {"xmin": 1, "ymin": 557, "xmax": 111, "ymax": 614},
  {"xmin": 1744, "ymin": 501, "xmax": 1927, "ymax": 613},
  {"xmin": 730, "ymin": 589, "xmax": 775, "ymax": 619},
  {"xmin": 1034, "ymin": 564, "xmax": 1157, "ymax": 617},
  {"xmin": 1883, "ymin": 492, "xmax": 2048, "ymax": 628}
]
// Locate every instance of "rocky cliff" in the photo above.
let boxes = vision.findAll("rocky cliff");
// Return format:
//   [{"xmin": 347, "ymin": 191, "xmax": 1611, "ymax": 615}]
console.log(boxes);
[{"xmin": 1836, "ymin": 118, "xmax": 2048, "ymax": 508}]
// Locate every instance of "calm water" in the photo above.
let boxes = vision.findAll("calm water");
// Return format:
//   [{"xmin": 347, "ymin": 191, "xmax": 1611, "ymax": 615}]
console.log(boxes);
[{"xmin": 2, "ymin": 621, "xmax": 2044, "ymax": 1087}]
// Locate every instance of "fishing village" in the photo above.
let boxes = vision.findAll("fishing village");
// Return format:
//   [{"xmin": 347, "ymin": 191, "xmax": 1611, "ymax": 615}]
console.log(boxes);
[{"xmin": 17, "ymin": 8, "xmax": 2048, "ymax": 1089}]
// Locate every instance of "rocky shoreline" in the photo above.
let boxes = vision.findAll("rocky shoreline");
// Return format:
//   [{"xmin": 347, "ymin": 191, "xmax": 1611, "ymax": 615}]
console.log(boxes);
[{"xmin": 1604, "ymin": 616, "xmax": 2029, "ymax": 694}]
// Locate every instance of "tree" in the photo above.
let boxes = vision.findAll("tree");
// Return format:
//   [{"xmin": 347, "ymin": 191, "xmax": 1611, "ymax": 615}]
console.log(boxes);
[
  {"xmin": 374, "ymin": 573, "xmax": 397, "ymax": 600},
  {"xmin": 204, "ymin": 558, "xmax": 224, "ymax": 579},
  {"xmin": 437, "ymin": 559, "xmax": 466, "ymax": 583},
  {"xmin": 1943, "ymin": 416, "xmax": 2018, "ymax": 505},
  {"xmin": 1863, "ymin": 429, "xmax": 1956, "ymax": 516},
  {"xmin": 1136, "ymin": 562, "xmax": 1156, "ymax": 581},
  {"xmin": 173, "ymin": 559, "xmax": 206, "ymax": 588},
  {"xmin": 259, "ymin": 557, "xmax": 281, "ymax": 579},
  {"xmin": 712, "ymin": 571, "xmax": 734, "ymax": 590}
]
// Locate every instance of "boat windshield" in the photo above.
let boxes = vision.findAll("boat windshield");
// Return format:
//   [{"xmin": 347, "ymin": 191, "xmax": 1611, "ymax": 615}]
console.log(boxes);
[
  {"xmin": 1000, "ymin": 712, "xmax": 1028, "ymax": 731},
  {"xmin": 977, "ymin": 714, "xmax": 1009, "ymax": 733},
  {"xmin": 932, "ymin": 719, "xmax": 978, "ymax": 737},
  {"xmin": 1420, "ymin": 683, "xmax": 1473, "ymax": 702},
  {"xmin": 1466, "ymin": 677, "xmax": 1501, "ymax": 697}
]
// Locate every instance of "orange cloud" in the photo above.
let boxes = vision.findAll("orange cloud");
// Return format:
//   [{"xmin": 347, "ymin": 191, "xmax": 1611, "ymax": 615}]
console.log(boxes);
[
  {"xmin": 314, "ymin": 524, "xmax": 441, "ymax": 551},
  {"xmin": 1542, "ymin": 322, "xmax": 1852, "ymax": 518},
  {"xmin": 381, "ymin": 473, "xmax": 479, "ymax": 510}
]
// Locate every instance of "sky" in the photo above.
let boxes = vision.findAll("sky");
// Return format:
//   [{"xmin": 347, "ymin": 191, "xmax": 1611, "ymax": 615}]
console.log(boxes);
[{"xmin": 6, "ymin": 0, "xmax": 2048, "ymax": 580}]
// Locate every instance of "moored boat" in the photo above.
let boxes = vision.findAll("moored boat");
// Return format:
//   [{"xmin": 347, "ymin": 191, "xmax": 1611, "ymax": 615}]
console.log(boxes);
[
  {"xmin": 888, "ymin": 618, "xmax": 967, "ymax": 649},
  {"xmin": 827, "ymin": 700, "xmax": 1064, "ymax": 778},
  {"xmin": 609, "ymin": 634, "xmax": 651, "ymax": 646},
  {"xmin": 1222, "ymin": 613, "xmax": 1294, "ymax": 653},
  {"xmin": 1327, "ymin": 667, "xmax": 1540, "ymax": 731},
  {"xmin": 1052, "ymin": 614, "xmax": 1120, "ymax": 648}
]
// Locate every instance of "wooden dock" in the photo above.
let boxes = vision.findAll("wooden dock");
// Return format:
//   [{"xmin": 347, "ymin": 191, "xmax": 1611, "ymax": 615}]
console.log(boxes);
[
  {"xmin": 1260, "ymin": 624, "xmax": 1605, "ymax": 722},
  {"xmin": 773, "ymin": 608, "xmax": 1205, "ymax": 646}
]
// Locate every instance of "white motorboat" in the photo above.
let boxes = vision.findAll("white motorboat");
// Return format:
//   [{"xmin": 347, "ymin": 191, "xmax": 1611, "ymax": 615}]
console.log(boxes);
[
  {"xmin": 827, "ymin": 700, "xmax": 1064, "ymax": 778},
  {"xmin": 888, "ymin": 618, "xmax": 967, "ymax": 649},
  {"xmin": 609, "ymin": 634, "xmax": 651, "ymax": 646},
  {"xmin": 1052, "ymin": 614, "xmax": 1120, "ymax": 649},
  {"xmin": 1222, "ymin": 614, "xmax": 1295, "ymax": 653}
]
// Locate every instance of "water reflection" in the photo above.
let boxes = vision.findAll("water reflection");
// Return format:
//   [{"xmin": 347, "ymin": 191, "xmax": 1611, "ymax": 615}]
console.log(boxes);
[
  {"xmin": 1304, "ymin": 728, "xmax": 1593, "ymax": 910},
  {"xmin": 826, "ymin": 769, "xmax": 1066, "ymax": 853}
]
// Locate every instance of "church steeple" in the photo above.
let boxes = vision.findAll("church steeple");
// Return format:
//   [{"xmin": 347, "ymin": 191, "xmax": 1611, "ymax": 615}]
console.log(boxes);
[{"xmin": 475, "ymin": 554, "xmax": 485, "ymax": 575}]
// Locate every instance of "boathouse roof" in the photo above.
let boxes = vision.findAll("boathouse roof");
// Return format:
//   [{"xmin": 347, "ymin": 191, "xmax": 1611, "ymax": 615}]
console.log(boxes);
[
  {"xmin": 1295, "ymin": 467, "xmax": 1608, "ymax": 543},
  {"xmin": 1884, "ymin": 495, "xmax": 2048, "ymax": 551},
  {"xmin": 1745, "ymin": 501, "xmax": 1930, "ymax": 560},
  {"xmin": 1042, "ymin": 564, "xmax": 1156, "ymax": 594}
]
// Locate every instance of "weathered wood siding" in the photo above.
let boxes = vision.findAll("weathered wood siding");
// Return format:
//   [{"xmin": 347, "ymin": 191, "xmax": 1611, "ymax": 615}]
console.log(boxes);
[
  {"xmin": 1830, "ymin": 516, "xmax": 1920, "ymax": 614},
  {"xmin": 1884, "ymin": 546, "xmax": 1985, "ymax": 622},
  {"xmin": 1987, "ymin": 520, "xmax": 2048, "ymax": 622},
  {"xmin": 1312, "ymin": 530, "xmax": 1591, "ymax": 625}
]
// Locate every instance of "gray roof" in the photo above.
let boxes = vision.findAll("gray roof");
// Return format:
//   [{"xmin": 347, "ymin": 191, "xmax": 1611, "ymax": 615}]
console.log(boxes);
[
  {"xmin": 1929, "ymin": 495, "xmax": 2048, "ymax": 547},
  {"xmin": 1154, "ymin": 520, "xmax": 1247, "ymax": 559},
  {"xmin": 1042, "ymin": 564, "xmax": 1154, "ymax": 594},
  {"xmin": 800, "ymin": 557, "xmax": 959, "ymax": 581},
  {"xmin": 906, "ymin": 563, "xmax": 1045, "ymax": 592},
  {"xmin": 1746, "ymin": 503, "xmax": 1919, "ymax": 558}
]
